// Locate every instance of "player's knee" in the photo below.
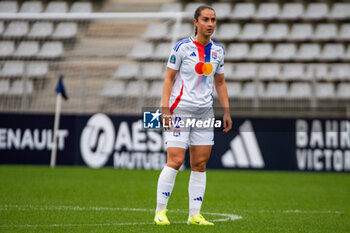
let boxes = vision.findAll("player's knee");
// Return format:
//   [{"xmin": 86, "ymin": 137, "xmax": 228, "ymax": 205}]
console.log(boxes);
[
  {"xmin": 166, "ymin": 158, "xmax": 184, "ymax": 170},
  {"xmin": 191, "ymin": 161, "xmax": 207, "ymax": 172}
]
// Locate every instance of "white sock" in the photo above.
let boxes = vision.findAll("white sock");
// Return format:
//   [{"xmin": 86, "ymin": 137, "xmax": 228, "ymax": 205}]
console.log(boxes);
[
  {"xmin": 156, "ymin": 166, "xmax": 178, "ymax": 213},
  {"xmin": 188, "ymin": 171, "xmax": 206, "ymax": 217}
]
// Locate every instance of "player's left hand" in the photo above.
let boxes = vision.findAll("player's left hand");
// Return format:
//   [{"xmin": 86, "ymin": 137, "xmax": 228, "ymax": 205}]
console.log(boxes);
[{"xmin": 222, "ymin": 112, "xmax": 232, "ymax": 133}]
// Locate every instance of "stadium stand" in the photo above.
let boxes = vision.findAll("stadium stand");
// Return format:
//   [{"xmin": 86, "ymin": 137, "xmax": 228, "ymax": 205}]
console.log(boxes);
[{"xmin": 0, "ymin": 0, "xmax": 349, "ymax": 117}]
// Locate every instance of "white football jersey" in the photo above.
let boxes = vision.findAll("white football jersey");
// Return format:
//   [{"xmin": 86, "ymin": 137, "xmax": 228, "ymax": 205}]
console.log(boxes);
[{"xmin": 167, "ymin": 36, "xmax": 225, "ymax": 113}]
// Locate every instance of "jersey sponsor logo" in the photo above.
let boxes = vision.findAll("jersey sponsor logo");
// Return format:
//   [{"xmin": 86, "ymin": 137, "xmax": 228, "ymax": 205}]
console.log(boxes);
[
  {"xmin": 212, "ymin": 51, "xmax": 217, "ymax": 59},
  {"xmin": 190, "ymin": 52, "xmax": 196, "ymax": 57},
  {"xmin": 221, "ymin": 121, "xmax": 265, "ymax": 169},
  {"xmin": 195, "ymin": 62, "xmax": 213, "ymax": 76},
  {"xmin": 170, "ymin": 54, "xmax": 176, "ymax": 64}
]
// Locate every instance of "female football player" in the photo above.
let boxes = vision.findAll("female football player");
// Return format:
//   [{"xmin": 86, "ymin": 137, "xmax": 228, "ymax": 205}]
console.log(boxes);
[{"xmin": 154, "ymin": 5, "xmax": 232, "ymax": 226}]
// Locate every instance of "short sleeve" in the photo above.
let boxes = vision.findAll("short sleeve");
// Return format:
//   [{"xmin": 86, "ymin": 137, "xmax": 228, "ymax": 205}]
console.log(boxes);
[
  {"xmin": 215, "ymin": 48, "xmax": 225, "ymax": 74},
  {"xmin": 167, "ymin": 47, "xmax": 182, "ymax": 71}
]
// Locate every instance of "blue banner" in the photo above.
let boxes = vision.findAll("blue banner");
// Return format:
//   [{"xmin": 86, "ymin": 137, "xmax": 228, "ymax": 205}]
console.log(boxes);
[{"xmin": 0, "ymin": 113, "xmax": 349, "ymax": 172}]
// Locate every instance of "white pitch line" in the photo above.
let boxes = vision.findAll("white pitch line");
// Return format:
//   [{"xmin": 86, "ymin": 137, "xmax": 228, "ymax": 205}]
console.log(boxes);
[
  {"xmin": 236, "ymin": 209, "xmax": 345, "ymax": 214},
  {"xmin": 0, "ymin": 204, "xmax": 344, "ymax": 215},
  {"xmin": 0, "ymin": 204, "xmax": 242, "ymax": 229}
]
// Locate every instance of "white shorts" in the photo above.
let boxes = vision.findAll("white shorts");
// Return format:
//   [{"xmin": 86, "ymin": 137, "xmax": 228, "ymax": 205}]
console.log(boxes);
[{"xmin": 164, "ymin": 108, "xmax": 215, "ymax": 149}]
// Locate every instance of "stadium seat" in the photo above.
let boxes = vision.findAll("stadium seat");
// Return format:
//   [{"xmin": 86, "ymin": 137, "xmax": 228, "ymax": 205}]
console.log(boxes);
[
  {"xmin": 168, "ymin": 23, "xmax": 192, "ymax": 40},
  {"xmin": 297, "ymin": 44, "xmax": 320, "ymax": 61},
  {"xmin": 153, "ymin": 43, "xmax": 172, "ymax": 60},
  {"xmin": 0, "ymin": 21, "xmax": 4, "ymax": 35},
  {"xmin": 125, "ymin": 81, "xmax": 148, "ymax": 97},
  {"xmin": 316, "ymin": 83, "xmax": 335, "ymax": 99},
  {"xmin": 143, "ymin": 23, "xmax": 168, "ymax": 40},
  {"xmin": 46, "ymin": 1, "xmax": 68, "ymax": 13},
  {"xmin": 213, "ymin": 24, "xmax": 240, "ymax": 41},
  {"xmin": 240, "ymin": 82, "xmax": 264, "ymax": 98},
  {"xmin": 336, "ymin": 83, "xmax": 350, "ymax": 99},
  {"xmin": 3, "ymin": 21, "xmax": 29, "ymax": 38},
  {"xmin": 0, "ymin": 41, "xmax": 15, "ymax": 58},
  {"xmin": 112, "ymin": 63, "xmax": 140, "ymax": 80},
  {"xmin": 249, "ymin": 43, "xmax": 273, "ymax": 60},
  {"xmin": 28, "ymin": 22, "xmax": 53, "ymax": 38},
  {"xmin": 141, "ymin": 62, "xmax": 163, "ymax": 80},
  {"xmin": 230, "ymin": 3, "xmax": 255, "ymax": 19},
  {"xmin": 255, "ymin": 3, "xmax": 279, "ymax": 19},
  {"xmin": 264, "ymin": 82, "xmax": 288, "ymax": 98},
  {"xmin": 8, "ymin": 80, "xmax": 33, "ymax": 95},
  {"xmin": 147, "ymin": 81, "xmax": 163, "ymax": 97},
  {"xmin": 99, "ymin": 81, "xmax": 125, "ymax": 97},
  {"xmin": 320, "ymin": 44, "xmax": 344, "ymax": 61},
  {"xmin": 26, "ymin": 62, "xmax": 48, "ymax": 78},
  {"xmin": 288, "ymin": 82, "xmax": 311, "ymax": 99},
  {"xmin": 226, "ymin": 43, "xmax": 249, "ymax": 60},
  {"xmin": 273, "ymin": 43, "xmax": 296, "ymax": 60},
  {"xmin": 258, "ymin": 63, "xmax": 280, "ymax": 80},
  {"xmin": 281, "ymin": 64, "xmax": 305, "ymax": 80},
  {"xmin": 233, "ymin": 63, "xmax": 257, "ymax": 80},
  {"xmin": 37, "ymin": 42, "xmax": 63, "ymax": 59},
  {"xmin": 345, "ymin": 45, "xmax": 350, "ymax": 60},
  {"xmin": 160, "ymin": 3, "xmax": 182, "ymax": 12},
  {"xmin": 14, "ymin": 41, "xmax": 39, "ymax": 58},
  {"xmin": 307, "ymin": 64, "xmax": 329, "ymax": 80},
  {"xmin": 226, "ymin": 82, "xmax": 242, "ymax": 98},
  {"xmin": 339, "ymin": 24, "xmax": 350, "ymax": 40},
  {"xmin": 128, "ymin": 43, "xmax": 153, "ymax": 60},
  {"xmin": 239, "ymin": 24, "xmax": 264, "ymax": 40},
  {"xmin": 184, "ymin": 3, "xmax": 204, "ymax": 19},
  {"xmin": 304, "ymin": 3, "xmax": 328, "ymax": 19},
  {"xmin": 223, "ymin": 63, "xmax": 234, "ymax": 80},
  {"xmin": 0, "ymin": 61, "xmax": 24, "ymax": 77},
  {"xmin": 329, "ymin": 64, "xmax": 350, "ymax": 80},
  {"xmin": 290, "ymin": 24, "xmax": 312, "ymax": 40},
  {"xmin": 52, "ymin": 22, "xmax": 78, "ymax": 39},
  {"xmin": 71, "ymin": 2, "xmax": 92, "ymax": 13},
  {"xmin": 265, "ymin": 24, "xmax": 288, "ymax": 40},
  {"xmin": 313, "ymin": 24, "xmax": 337, "ymax": 40},
  {"xmin": 329, "ymin": 3, "xmax": 350, "ymax": 19},
  {"xmin": 20, "ymin": 1, "xmax": 43, "ymax": 13},
  {"xmin": 212, "ymin": 3, "xmax": 231, "ymax": 20},
  {"xmin": 279, "ymin": 3, "xmax": 303, "ymax": 19},
  {"xmin": 0, "ymin": 79, "xmax": 10, "ymax": 94},
  {"xmin": 0, "ymin": 1, "xmax": 18, "ymax": 13}
]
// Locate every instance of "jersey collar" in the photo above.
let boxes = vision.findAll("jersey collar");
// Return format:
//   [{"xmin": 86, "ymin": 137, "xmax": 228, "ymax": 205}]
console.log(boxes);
[{"xmin": 190, "ymin": 36, "xmax": 212, "ymax": 47}]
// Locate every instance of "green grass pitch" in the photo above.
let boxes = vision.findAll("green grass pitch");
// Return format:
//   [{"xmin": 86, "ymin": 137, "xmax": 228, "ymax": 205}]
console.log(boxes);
[{"xmin": 0, "ymin": 165, "xmax": 349, "ymax": 233}]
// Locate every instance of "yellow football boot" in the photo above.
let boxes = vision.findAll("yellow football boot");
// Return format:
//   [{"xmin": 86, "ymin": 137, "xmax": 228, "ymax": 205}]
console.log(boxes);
[
  {"xmin": 154, "ymin": 209, "xmax": 170, "ymax": 226},
  {"xmin": 187, "ymin": 214, "xmax": 214, "ymax": 226}
]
